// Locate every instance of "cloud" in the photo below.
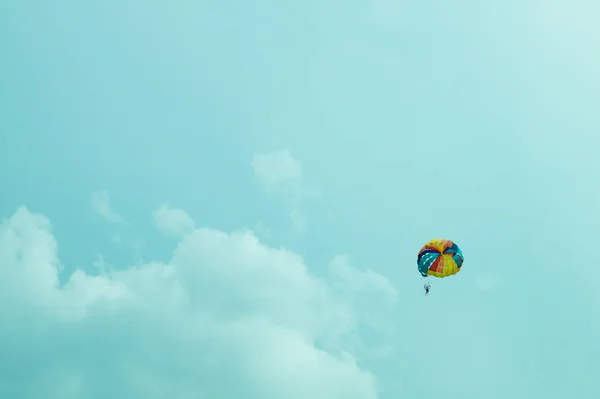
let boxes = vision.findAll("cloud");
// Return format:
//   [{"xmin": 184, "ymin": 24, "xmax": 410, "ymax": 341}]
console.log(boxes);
[
  {"xmin": 153, "ymin": 203, "xmax": 195, "ymax": 237},
  {"xmin": 252, "ymin": 150, "xmax": 317, "ymax": 233},
  {"xmin": 369, "ymin": 0, "xmax": 406, "ymax": 28},
  {"xmin": 475, "ymin": 274, "xmax": 501, "ymax": 291},
  {"xmin": 252, "ymin": 149, "xmax": 302, "ymax": 187},
  {"xmin": 289, "ymin": 209, "xmax": 307, "ymax": 233},
  {"xmin": 251, "ymin": 149, "xmax": 319, "ymax": 202},
  {"xmin": 329, "ymin": 255, "xmax": 398, "ymax": 307},
  {"xmin": 327, "ymin": 255, "xmax": 398, "ymax": 357},
  {"xmin": 0, "ymin": 206, "xmax": 395, "ymax": 399},
  {"xmin": 251, "ymin": 221, "xmax": 271, "ymax": 238},
  {"xmin": 91, "ymin": 190, "xmax": 123, "ymax": 223},
  {"xmin": 91, "ymin": 190, "xmax": 145, "ymax": 253}
]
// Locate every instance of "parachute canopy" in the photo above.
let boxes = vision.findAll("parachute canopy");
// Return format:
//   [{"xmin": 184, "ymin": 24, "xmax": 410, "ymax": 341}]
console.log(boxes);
[{"xmin": 417, "ymin": 238, "xmax": 463, "ymax": 278}]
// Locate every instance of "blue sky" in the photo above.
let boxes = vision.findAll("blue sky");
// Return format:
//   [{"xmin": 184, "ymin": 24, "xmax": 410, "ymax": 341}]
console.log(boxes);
[{"xmin": 1, "ymin": 1, "xmax": 599, "ymax": 398}]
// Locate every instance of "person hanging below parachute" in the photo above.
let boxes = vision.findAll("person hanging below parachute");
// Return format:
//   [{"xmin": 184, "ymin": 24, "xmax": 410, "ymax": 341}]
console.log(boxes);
[{"xmin": 417, "ymin": 238, "xmax": 464, "ymax": 295}]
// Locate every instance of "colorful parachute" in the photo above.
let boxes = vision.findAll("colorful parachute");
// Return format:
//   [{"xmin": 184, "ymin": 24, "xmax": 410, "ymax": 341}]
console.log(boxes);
[{"xmin": 417, "ymin": 238, "xmax": 463, "ymax": 278}]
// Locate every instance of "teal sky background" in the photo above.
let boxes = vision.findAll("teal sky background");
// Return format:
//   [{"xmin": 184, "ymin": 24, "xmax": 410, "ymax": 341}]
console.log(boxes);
[{"xmin": 1, "ymin": 1, "xmax": 599, "ymax": 398}]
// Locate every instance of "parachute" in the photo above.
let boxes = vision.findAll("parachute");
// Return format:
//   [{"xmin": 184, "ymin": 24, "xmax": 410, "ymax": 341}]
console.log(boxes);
[{"xmin": 417, "ymin": 238, "xmax": 463, "ymax": 278}]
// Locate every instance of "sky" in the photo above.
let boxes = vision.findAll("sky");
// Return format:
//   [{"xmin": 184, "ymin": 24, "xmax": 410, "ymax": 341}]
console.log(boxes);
[{"xmin": 1, "ymin": 1, "xmax": 600, "ymax": 398}]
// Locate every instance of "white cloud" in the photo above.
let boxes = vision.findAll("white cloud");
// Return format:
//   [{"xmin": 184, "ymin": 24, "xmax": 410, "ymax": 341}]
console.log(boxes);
[
  {"xmin": 251, "ymin": 149, "xmax": 302, "ymax": 187},
  {"xmin": 153, "ymin": 203, "xmax": 195, "ymax": 237},
  {"xmin": 252, "ymin": 150, "xmax": 317, "ymax": 233},
  {"xmin": 369, "ymin": 0, "xmax": 406, "ymax": 28},
  {"xmin": 327, "ymin": 255, "xmax": 398, "ymax": 356},
  {"xmin": 475, "ymin": 274, "xmax": 501, "ymax": 291},
  {"xmin": 329, "ymin": 255, "xmax": 398, "ymax": 306},
  {"xmin": 91, "ymin": 190, "xmax": 122, "ymax": 223},
  {"xmin": 289, "ymin": 209, "xmax": 307, "ymax": 233},
  {"xmin": 252, "ymin": 221, "xmax": 271, "ymax": 238},
  {"xmin": 252, "ymin": 150, "xmax": 320, "ymax": 202},
  {"xmin": 91, "ymin": 190, "xmax": 145, "ymax": 253},
  {"xmin": 0, "ymin": 206, "xmax": 395, "ymax": 399}
]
